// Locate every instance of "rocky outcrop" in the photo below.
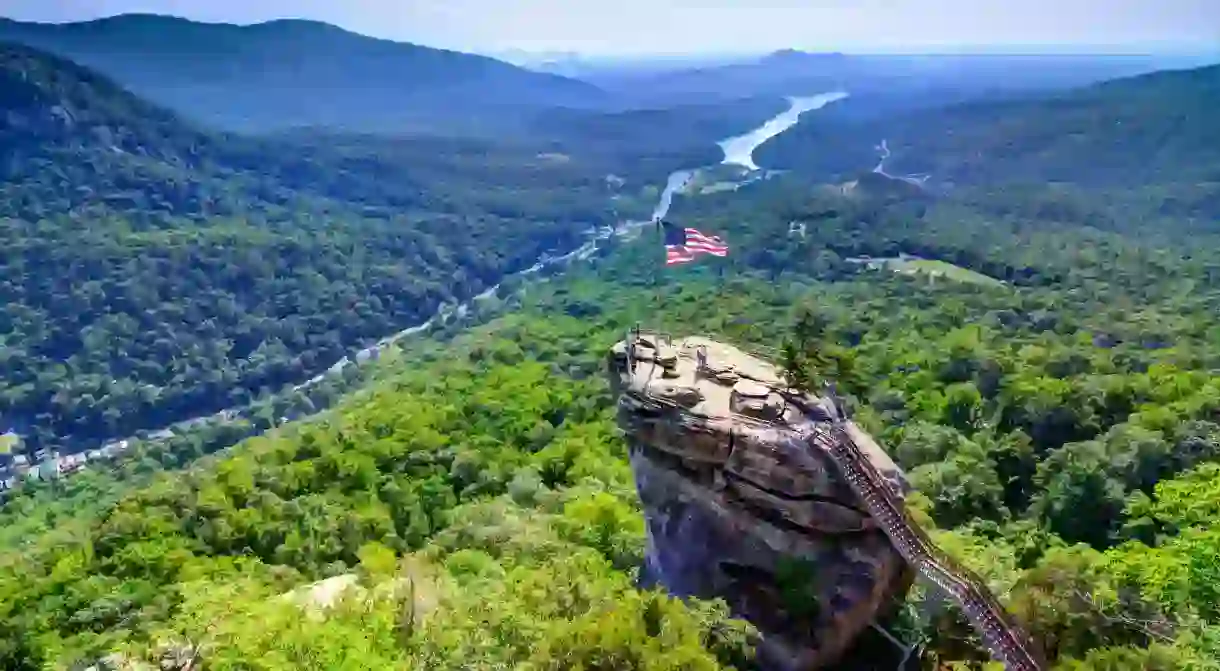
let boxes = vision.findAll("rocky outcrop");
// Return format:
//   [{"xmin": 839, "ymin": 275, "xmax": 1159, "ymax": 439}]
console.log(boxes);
[{"xmin": 607, "ymin": 332, "xmax": 913, "ymax": 670}]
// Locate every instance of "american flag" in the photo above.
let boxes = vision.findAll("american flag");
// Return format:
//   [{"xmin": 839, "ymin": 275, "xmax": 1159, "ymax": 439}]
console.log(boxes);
[{"xmin": 660, "ymin": 220, "xmax": 729, "ymax": 266}]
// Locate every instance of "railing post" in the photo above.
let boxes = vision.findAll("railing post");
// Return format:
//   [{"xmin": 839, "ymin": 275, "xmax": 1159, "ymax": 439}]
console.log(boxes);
[
  {"xmin": 813, "ymin": 422, "xmax": 1044, "ymax": 671},
  {"xmin": 625, "ymin": 327, "xmax": 635, "ymax": 372}
]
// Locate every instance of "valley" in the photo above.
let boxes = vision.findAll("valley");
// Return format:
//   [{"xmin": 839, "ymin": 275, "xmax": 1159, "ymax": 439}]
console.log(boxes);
[
  {"xmin": 1, "ymin": 9, "xmax": 1219, "ymax": 671},
  {"xmin": 1, "ymin": 39, "xmax": 765, "ymax": 457},
  {"xmin": 0, "ymin": 81, "xmax": 842, "ymax": 475},
  {"xmin": 0, "ymin": 14, "xmax": 607, "ymax": 133}
]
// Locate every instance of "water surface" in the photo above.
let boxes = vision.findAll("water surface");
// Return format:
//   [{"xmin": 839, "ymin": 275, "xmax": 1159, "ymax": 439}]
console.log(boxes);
[{"xmin": 718, "ymin": 92, "xmax": 849, "ymax": 170}]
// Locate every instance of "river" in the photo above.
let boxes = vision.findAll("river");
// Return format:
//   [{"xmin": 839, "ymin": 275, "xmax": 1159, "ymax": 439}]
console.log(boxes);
[
  {"xmin": 80, "ymin": 92, "xmax": 848, "ymax": 455},
  {"xmin": 873, "ymin": 138, "xmax": 931, "ymax": 186},
  {"xmin": 719, "ymin": 92, "xmax": 849, "ymax": 170}
]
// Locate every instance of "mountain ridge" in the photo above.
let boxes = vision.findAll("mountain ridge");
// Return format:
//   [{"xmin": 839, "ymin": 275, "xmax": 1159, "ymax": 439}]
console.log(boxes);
[
  {"xmin": 3, "ymin": 27, "xmax": 1220, "ymax": 671},
  {"xmin": 0, "ymin": 13, "xmax": 608, "ymax": 132},
  {"xmin": 0, "ymin": 42, "xmax": 626, "ymax": 451},
  {"xmin": 756, "ymin": 61, "xmax": 1220, "ymax": 196},
  {"xmin": 583, "ymin": 46, "xmax": 1180, "ymax": 112}
]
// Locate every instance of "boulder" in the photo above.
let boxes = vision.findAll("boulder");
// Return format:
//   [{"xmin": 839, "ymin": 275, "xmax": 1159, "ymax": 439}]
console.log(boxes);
[{"xmin": 608, "ymin": 333, "xmax": 912, "ymax": 670}]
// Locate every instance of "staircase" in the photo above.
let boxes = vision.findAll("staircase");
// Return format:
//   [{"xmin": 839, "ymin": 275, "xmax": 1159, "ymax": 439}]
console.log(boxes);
[{"xmin": 809, "ymin": 421, "xmax": 1046, "ymax": 671}]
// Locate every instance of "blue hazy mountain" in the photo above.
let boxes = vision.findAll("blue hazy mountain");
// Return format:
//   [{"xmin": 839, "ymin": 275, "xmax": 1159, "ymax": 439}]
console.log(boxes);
[{"xmin": 0, "ymin": 14, "xmax": 608, "ymax": 133}]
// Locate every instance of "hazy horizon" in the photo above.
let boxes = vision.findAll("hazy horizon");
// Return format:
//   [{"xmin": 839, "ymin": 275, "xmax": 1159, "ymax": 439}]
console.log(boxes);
[{"xmin": 3, "ymin": 1, "xmax": 1218, "ymax": 57}]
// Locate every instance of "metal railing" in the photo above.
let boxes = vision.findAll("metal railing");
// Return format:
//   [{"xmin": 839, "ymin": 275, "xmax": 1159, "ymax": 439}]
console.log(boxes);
[
  {"xmin": 809, "ymin": 421, "xmax": 1046, "ymax": 671},
  {"xmin": 617, "ymin": 331, "xmax": 1045, "ymax": 669}
]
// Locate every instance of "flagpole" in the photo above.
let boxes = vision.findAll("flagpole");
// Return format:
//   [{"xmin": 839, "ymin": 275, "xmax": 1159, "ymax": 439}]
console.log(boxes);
[
  {"xmin": 654, "ymin": 218, "xmax": 663, "ymax": 316},
  {"xmin": 653, "ymin": 218, "xmax": 661, "ymax": 290}
]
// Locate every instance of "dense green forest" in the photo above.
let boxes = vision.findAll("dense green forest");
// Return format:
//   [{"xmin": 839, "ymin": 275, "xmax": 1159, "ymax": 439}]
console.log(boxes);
[
  {"xmin": 757, "ymin": 63, "xmax": 1220, "ymax": 223},
  {"xmin": 4, "ymin": 184, "xmax": 1220, "ymax": 666},
  {"xmin": 3, "ymin": 31, "xmax": 1220, "ymax": 671},
  {"xmin": 0, "ymin": 43, "xmax": 772, "ymax": 452}
]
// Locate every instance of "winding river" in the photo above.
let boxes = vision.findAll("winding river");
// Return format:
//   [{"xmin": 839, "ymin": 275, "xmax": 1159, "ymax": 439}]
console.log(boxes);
[
  {"xmin": 85, "ymin": 92, "xmax": 850, "ymax": 454},
  {"xmin": 873, "ymin": 138, "xmax": 931, "ymax": 186},
  {"xmin": 719, "ymin": 92, "xmax": 848, "ymax": 170}
]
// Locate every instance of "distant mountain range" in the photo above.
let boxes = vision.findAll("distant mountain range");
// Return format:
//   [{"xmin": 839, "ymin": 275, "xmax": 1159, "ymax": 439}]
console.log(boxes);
[
  {"xmin": 493, "ymin": 49, "xmax": 752, "ymax": 82},
  {"xmin": 0, "ymin": 41, "xmax": 627, "ymax": 448},
  {"xmin": 893, "ymin": 64, "xmax": 1220, "ymax": 187},
  {"xmin": 0, "ymin": 38, "xmax": 803, "ymax": 451},
  {"xmin": 2, "ymin": 15, "xmax": 1204, "ymax": 135},
  {"xmin": 587, "ymin": 48, "xmax": 1195, "ymax": 110},
  {"xmin": 4, "ymin": 25, "xmax": 1218, "ymax": 448},
  {"xmin": 0, "ymin": 14, "xmax": 607, "ymax": 133},
  {"xmin": 759, "ymin": 62, "xmax": 1220, "ymax": 189}
]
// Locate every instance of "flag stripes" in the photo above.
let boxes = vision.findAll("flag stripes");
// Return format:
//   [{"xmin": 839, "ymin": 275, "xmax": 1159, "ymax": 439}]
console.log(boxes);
[{"xmin": 663, "ymin": 223, "xmax": 729, "ymax": 266}]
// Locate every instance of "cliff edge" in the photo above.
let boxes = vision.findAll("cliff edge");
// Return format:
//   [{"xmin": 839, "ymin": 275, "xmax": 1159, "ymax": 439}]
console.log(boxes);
[{"xmin": 606, "ymin": 331, "xmax": 913, "ymax": 670}]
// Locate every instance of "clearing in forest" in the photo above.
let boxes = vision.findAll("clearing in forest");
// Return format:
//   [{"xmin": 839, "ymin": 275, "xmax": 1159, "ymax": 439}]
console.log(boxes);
[{"xmin": 882, "ymin": 258, "xmax": 1004, "ymax": 287}]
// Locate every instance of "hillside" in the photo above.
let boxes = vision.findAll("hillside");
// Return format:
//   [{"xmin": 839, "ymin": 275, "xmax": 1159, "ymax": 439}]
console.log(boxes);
[
  {"xmin": 758, "ymin": 63, "xmax": 1220, "ymax": 194},
  {"xmin": 3, "ymin": 172, "xmax": 1220, "ymax": 667},
  {"xmin": 0, "ymin": 40, "xmax": 237, "ymax": 217},
  {"xmin": 595, "ymin": 49, "xmax": 1177, "ymax": 109},
  {"xmin": 0, "ymin": 42, "xmax": 631, "ymax": 452},
  {"xmin": 0, "ymin": 14, "xmax": 607, "ymax": 132},
  {"xmin": 886, "ymin": 64, "xmax": 1220, "ymax": 188},
  {"xmin": 4, "ymin": 32, "xmax": 1220, "ymax": 671},
  {"xmin": 527, "ymin": 95, "xmax": 790, "ymax": 178}
]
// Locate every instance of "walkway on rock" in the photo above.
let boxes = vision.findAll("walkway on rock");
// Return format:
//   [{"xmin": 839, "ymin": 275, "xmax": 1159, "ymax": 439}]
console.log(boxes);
[
  {"xmin": 613, "ymin": 330, "xmax": 1045, "ymax": 670},
  {"xmin": 809, "ymin": 419, "xmax": 1046, "ymax": 671}
]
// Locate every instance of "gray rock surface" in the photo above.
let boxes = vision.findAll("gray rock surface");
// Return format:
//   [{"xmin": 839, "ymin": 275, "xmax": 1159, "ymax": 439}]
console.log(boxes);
[{"xmin": 608, "ymin": 333, "xmax": 913, "ymax": 669}]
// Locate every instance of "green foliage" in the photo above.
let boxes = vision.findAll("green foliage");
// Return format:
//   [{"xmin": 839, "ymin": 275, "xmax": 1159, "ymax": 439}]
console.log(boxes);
[
  {"xmin": 0, "ymin": 42, "xmax": 782, "ymax": 455},
  {"xmin": 0, "ymin": 322, "xmax": 759, "ymax": 669},
  {"xmin": 0, "ymin": 14, "xmax": 602, "ymax": 133},
  {"xmin": 909, "ymin": 438, "xmax": 1006, "ymax": 527},
  {"xmin": 0, "ymin": 42, "xmax": 658, "ymax": 453},
  {"xmin": 3, "ymin": 42, "xmax": 1220, "ymax": 671},
  {"xmin": 778, "ymin": 309, "xmax": 864, "ymax": 396},
  {"xmin": 773, "ymin": 557, "xmax": 821, "ymax": 622},
  {"xmin": 356, "ymin": 541, "xmax": 398, "ymax": 583},
  {"xmin": 763, "ymin": 63, "xmax": 1220, "ymax": 197},
  {"xmin": 6, "ymin": 214, "xmax": 1220, "ymax": 667},
  {"xmin": 1122, "ymin": 461, "xmax": 1220, "ymax": 540}
]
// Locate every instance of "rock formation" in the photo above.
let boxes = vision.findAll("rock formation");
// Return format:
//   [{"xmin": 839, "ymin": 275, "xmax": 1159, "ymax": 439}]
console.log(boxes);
[{"xmin": 606, "ymin": 331, "xmax": 914, "ymax": 670}]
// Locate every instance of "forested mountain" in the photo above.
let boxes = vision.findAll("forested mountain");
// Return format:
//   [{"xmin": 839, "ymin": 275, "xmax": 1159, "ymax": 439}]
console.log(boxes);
[
  {"xmin": 528, "ymin": 95, "xmax": 789, "ymax": 178},
  {"xmin": 0, "ymin": 43, "xmax": 637, "ymax": 452},
  {"xmin": 906, "ymin": 63, "xmax": 1220, "ymax": 188},
  {"xmin": 0, "ymin": 14, "xmax": 606, "ymax": 132},
  {"xmin": 0, "ymin": 41, "xmax": 623, "ymax": 220},
  {"xmin": 759, "ymin": 62, "xmax": 1220, "ymax": 195},
  {"xmin": 593, "ymin": 49, "xmax": 1179, "ymax": 108},
  {"xmin": 4, "ymin": 25, "xmax": 1220, "ymax": 670},
  {"xmin": 3, "ymin": 162, "xmax": 1220, "ymax": 667}
]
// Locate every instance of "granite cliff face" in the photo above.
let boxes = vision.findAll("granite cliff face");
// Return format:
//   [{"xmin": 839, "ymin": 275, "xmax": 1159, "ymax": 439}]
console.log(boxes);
[{"xmin": 606, "ymin": 332, "xmax": 913, "ymax": 670}]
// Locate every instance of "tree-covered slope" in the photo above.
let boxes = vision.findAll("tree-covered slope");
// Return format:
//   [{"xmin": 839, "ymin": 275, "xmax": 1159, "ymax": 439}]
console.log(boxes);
[
  {"xmin": 3, "ymin": 193, "xmax": 1220, "ymax": 667},
  {"xmin": 596, "ymin": 49, "xmax": 1178, "ymax": 109},
  {"xmin": 888, "ymin": 64, "xmax": 1220, "ymax": 187},
  {"xmin": 0, "ymin": 43, "xmax": 632, "ymax": 452},
  {"xmin": 0, "ymin": 14, "xmax": 607, "ymax": 132},
  {"xmin": 4, "ymin": 36, "xmax": 1220, "ymax": 671},
  {"xmin": 527, "ymin": 95, "xmax": 790, "ymax": 178},
  {"xmin": 758, "ymin": 63, "xmax": 1220, "ymax": 194}
]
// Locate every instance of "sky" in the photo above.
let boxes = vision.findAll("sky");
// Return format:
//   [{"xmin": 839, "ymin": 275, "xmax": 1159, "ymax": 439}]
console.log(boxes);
[{"xmin": 3, "ymin": 0, "xmax": 1218, "ymax": 56}]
